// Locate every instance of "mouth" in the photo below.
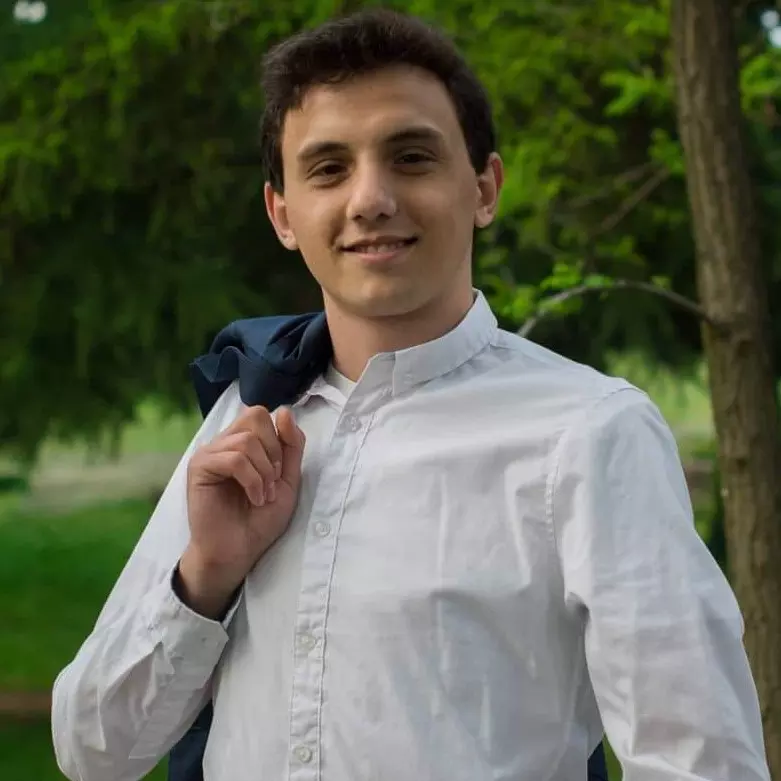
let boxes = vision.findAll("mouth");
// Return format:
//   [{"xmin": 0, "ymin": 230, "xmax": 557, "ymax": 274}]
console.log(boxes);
[{"xmin": 342, "ymin": 237, "xmax": 418, "ymax": 255}]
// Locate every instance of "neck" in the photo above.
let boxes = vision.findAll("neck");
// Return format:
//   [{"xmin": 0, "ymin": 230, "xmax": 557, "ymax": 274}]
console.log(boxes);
[{"xmin": 325, "ymin": 286, "xmax": 475, "ymax": 382}]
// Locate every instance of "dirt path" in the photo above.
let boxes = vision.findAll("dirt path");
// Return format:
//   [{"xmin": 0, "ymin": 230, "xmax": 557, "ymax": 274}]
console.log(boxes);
[
  {"xmin": 0, "ymin": 691, "xmax": 51, "ymax": 719},
  {"xmin": 23, "ymin": 452, "xmax": 180, "ymax": 513}
]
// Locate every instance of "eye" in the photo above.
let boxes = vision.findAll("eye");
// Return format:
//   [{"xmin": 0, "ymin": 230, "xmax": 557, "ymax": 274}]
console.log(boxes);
[
  {"xmin": 396, "ymin": 151, "xmax": 435, "ymax": 166},
  {"xmin": 310, "ymin": 161, "xmax": 346, "ymax": 180}
]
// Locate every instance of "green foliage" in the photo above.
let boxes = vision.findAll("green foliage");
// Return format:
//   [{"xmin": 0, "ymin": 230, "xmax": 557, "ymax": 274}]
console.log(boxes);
[
  {"xmin": 2, "ymin": 0, "xmax": 781, "ymax": 458},
  {"xmin": 398, "ymin": 0, "xmax": 696, "ymax": 364},
  {"xmin": 449, "ymin": 0, "xmax": 781, "ymax": 374},
  {"xmin": 1, "ymin": 1, "xmax": 330, "ymax": 459}
]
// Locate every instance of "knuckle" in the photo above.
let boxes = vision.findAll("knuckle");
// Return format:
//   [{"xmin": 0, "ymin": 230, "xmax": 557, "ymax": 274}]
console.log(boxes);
[
  {"xmin": 265, "ymin": 434, "xmax": 282, "ymax": 454},
  {"xmin": 225, "ymin": 451, "xmax": 245, "ymax": 471},
  {"xmin": 246, "ymin": 405, "xmax": 271, "ymax": 422},
  {"xmin": 235, "ymin": 430, "xmax": 256, "ymax": 449}
]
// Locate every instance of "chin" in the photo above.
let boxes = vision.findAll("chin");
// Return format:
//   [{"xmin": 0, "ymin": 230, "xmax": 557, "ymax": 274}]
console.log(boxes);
[{"xmin": 337, "ymin": 287, "xmax": 424, "ymax": 320}]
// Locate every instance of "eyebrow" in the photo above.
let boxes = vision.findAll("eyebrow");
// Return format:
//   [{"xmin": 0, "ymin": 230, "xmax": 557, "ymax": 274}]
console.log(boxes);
[{"xmin": 296, "ymin": 125, "xmax": 446, "ymax": 165}]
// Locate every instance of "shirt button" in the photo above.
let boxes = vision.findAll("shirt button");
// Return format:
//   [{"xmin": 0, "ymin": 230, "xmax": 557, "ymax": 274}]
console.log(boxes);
[
  {"xmin": 342, "ymin": 414, "xmax": 361, "ymax": 432},
  {"xmin": 314, "ymin": 521, "xmax": 331, "ymax": 538},
  {"xmin": 297, "ymin": 633, "xmax": 317, "ymax": 653},
  {"xmin": 293, "ymin": 745, "xmax": 313, "ymax": 763}
]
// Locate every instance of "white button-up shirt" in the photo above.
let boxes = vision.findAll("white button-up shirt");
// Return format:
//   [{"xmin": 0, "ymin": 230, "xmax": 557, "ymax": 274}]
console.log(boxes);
[{"xmin": 52, "ymin": 292, "xmax": 770, "ymax": 781}]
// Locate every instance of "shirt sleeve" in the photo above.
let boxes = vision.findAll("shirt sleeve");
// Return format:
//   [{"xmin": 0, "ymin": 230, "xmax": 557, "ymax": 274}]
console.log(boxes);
[
  {"xmin": 51, "ymin": 383, "xmax": 244, "ymax": 781},
  {"xmin": 551, "ymin": 386, "xmax": 771, "ymax": 781}
]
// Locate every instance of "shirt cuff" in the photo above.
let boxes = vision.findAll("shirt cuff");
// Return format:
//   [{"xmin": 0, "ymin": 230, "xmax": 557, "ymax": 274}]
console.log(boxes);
[
  {"xmin": 220, "ymin": 582, "xmax": 245, "ymax": 629},
  {"xmin": 139, "ymin": 569, "xmax": 235, "ymax": 674},
  {"xmin": 169, "ymin": 562, "xmax": 245, "ymax": 627}
]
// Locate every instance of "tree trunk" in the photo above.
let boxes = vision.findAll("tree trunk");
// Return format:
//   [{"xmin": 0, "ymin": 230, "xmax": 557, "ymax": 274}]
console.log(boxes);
[{"xmin": 671, "ymin": 0, "xmax": 781, "ymax": 775}]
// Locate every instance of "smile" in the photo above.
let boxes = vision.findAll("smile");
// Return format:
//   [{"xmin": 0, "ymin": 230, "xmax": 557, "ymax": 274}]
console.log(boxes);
[{"xmin": 344, "ymin": 237, "xmax": 418, "ymax": 254}]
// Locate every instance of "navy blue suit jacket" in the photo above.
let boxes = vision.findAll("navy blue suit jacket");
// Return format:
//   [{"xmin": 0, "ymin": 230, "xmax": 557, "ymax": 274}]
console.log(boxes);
[{"xmin": 169, "ymin": 313, "xmax": 610, "ymax": 781}]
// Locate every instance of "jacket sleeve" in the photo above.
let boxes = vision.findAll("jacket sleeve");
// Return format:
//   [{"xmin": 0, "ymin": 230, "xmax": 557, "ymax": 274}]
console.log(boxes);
[{"xmin": 51, "ymin": 384, "xmax": 243, "ymax": 781}]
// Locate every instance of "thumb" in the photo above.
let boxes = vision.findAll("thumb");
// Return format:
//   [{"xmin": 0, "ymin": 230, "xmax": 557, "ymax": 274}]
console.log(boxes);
[{"xmin": 276, "ymin": 406, "xmax": 306, "ymax": 488}]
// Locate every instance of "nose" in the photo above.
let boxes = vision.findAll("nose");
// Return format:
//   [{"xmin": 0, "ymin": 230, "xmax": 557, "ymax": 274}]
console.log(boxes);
[{"xmin": 345, "ymin": 162, "xmax": 398, "ymax": 223}]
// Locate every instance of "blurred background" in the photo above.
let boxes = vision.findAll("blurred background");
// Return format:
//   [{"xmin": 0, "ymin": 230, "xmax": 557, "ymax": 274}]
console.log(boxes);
[{"xmin": 2, "ymin": 1, "xmax": 780, "ymax": 778}]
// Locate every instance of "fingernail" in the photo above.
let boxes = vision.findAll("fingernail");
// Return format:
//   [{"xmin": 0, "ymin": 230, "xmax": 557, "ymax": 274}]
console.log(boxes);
[
  {"xmin": 255, "ymin": 490, "xmax": 266, "ymax": 507},
  {"xmin": 273, "ymin": 461, "xmax": 282, "ymax": 480},
  {"xmin": 267, "ymin": 482, "xmax": 277, "ymax": 503}
]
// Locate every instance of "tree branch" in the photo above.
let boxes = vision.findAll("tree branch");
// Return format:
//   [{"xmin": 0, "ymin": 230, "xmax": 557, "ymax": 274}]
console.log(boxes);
[
  {"xmin": 568, "ymin": 161, "xmax": 658, "ymax": 209},
  {"xmin": 518, "ymin": 278, "xmax": 720, "ymax": 338},
  {"xmin": 593, "ymin": 166, "xmax": 671, "ymax": 237}
]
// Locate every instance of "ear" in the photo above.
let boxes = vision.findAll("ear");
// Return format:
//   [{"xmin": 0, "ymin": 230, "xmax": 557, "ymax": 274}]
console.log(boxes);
[
  {"xmin": 474, "ymin": 153, "xmax": 504, "ymax": 229},
  {"xmin": 264, "ymin": 182, "xmax": 299, "ymax": 250}
]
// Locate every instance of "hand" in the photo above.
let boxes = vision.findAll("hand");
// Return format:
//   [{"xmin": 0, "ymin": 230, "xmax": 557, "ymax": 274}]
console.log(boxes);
[{"xmin": 178, "ymin": 405, "xmax": 306, "ymax": 618}]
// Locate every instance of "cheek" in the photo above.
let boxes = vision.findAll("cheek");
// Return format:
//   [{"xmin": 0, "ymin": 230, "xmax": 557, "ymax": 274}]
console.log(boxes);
[
  {"xmin": 419, "ymin": 169, "xmax": 475, "ymax": 213},
  {"xmin": 416, "ymin": 182, "xmax": 476, "ymax": 241},
  {"xmin": 286, "ymin": 198, "xmax": 339, "ymax": 249}
]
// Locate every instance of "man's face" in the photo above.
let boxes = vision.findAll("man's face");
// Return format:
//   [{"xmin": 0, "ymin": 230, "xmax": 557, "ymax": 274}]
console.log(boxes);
[{"xmin": 265, "ymin": 65, "xmax": 502, "ymax": 321}]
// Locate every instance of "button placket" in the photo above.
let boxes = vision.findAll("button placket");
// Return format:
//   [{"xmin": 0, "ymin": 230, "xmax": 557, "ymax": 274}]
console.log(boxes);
[
  {"xmin": 287, "ymin": 403, "xmax": 374, "ymax": 781},
  {"xmin": 342, "ymin": 413, "xmax": 362, "ymax": 433}
]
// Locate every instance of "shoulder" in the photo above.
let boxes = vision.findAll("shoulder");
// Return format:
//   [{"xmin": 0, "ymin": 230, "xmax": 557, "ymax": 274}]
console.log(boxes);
[
  {"xmin": 199, "ymin": 381, "xmax": 245, "ymax": 437},
  {"xmin": 484, "ymin": 327, "xmax": 641, "ymax": 414}
]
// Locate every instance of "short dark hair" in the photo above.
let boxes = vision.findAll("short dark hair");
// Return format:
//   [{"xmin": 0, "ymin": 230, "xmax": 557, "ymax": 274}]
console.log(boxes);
[{"xmin": 259, "ymin": 8, "xmax": 496, "ymax": 192}]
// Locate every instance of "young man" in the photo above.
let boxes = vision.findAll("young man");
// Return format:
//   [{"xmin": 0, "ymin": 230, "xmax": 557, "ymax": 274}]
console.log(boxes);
[{"xmin": 52, "ymin": 9, "xmax": 770, "ymax": 781}]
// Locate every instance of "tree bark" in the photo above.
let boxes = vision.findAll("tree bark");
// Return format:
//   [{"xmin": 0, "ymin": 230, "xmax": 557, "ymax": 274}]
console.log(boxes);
[{"xmin": 671, "ymin": 0, "xmax": 781, "ymax": 776}]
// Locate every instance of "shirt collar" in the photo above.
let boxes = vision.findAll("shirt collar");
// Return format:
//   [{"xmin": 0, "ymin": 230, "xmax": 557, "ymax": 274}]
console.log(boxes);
[
  {"xmin": 387, "ymin": 289, "xmax": 497, "ymax": 396},
  {"xmin": 297, "ymin": 289, "xmax": 497, "ymax": 406}
]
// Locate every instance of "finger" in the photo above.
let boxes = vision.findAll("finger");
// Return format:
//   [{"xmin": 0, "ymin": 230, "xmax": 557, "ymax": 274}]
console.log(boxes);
[
  {"xmin": 196, "ymin": 450, "xmax": 266, "ymax": 507},
  {"xmin": 276, "ymin": 406, "xmax": 306, "ymax": 488},
  {"xmin": 229, "ymin": 406, "xmax": 285, "ymax": 478},
  {"xmin": 213, "ymin": 431, "xmax": 277, "ymax": 500}
]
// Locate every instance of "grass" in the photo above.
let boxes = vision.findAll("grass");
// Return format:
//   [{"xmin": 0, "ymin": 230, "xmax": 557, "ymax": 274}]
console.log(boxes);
[
  {"xmin": 606, "ymin": 748, "xmax": 621, "ymax": 779},
  {"xmin": 0, "ymin": 719, "xmax": 166, "ymax": 781},
  {"xmin": 0, "ymin": 720, "xmax": 60, "ymax": 781},
  {"xmin": 0, "ymin": 498, "xmax": 154, "ymax": 691},
  {"xmin": 0, "ymin": 499, "xmax": 164, "ymax": 780}
]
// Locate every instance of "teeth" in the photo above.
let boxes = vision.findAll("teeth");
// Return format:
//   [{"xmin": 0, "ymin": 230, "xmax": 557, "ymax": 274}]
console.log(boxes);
[{"xmin": 352, "ymin": 241, "xmax": 408, "ymax": 253}]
